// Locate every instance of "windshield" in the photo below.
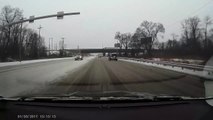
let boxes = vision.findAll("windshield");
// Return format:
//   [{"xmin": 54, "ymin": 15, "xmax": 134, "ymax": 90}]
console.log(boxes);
[{"xmin": 0, "ymin": 0, "xmax": 213, "ymax": 100}]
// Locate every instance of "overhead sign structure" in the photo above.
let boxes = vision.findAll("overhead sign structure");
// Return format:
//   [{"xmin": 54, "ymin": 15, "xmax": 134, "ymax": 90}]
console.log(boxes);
[
  {"xmin": 141, "ymin": 37, "xmax": 152, "ymax": 44},
  {"xmin": 114, "ymin": 43, "xmax": 121, "ymax": 48},
  {"xmin": 29, "ymin": 16, "xmax": 35, "ymax": 23},
  {"xmin": 0, "ymin": 11, "xmax": 80, "ymax": 62},
  {"xmin": 57, "ymin": 11, "xmax": 64, "ymax": 19},
  {"xmin": 2, "ymin": 11, "xmax": 80, "ymax": 27}
]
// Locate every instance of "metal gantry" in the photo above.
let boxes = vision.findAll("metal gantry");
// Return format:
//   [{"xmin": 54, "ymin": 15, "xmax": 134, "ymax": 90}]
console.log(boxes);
[
  {"xmin": 3, "ymin": 12, "xmax": 80, "ymax": 27},
  {"xmin": 0, "ymin": 11, "xmax": 80, "ymax": 61}
]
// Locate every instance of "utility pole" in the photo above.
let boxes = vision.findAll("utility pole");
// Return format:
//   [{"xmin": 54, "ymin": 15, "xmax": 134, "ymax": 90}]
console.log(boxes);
[
  {"xmin": 19, "ymin": 18, "xmax": 23, "ymax": 62},
  {"xmin": 62, "ymin": 37, "xmax": 65, "ymax": 49},
  {"xmin": 49, "ymin": 38, "xmax": 51, "ymax": 56},
  {"xmin": 62, "ymin": 37, "xmax": 65, "ymax": 56},
  {"xmin": 54, "ymin": 42, "xmax": 57, "ymax": 50},
  {"xmin": 77, "ymin": 45, "xmax": 79, "ymax": 54},
  {"xmin": 117, "ymin": 39, "xmax": 119, "ymax": 55},
  {"xmin": 51, "ymin": 38, "xmax": 54, "ymax": 51},
  {"xmin": 38, "ymin": 25, "xmax": 42, "ymax": 58}
]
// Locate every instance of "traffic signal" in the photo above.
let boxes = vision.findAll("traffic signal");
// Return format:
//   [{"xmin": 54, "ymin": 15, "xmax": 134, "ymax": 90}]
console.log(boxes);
[
  {"xmin": 57, "ymin": 11, "xmax": 64, "ymax": 19},
  {"xmin": 29, "ymin": 16, "xmax": 35, "ymax": 23}
]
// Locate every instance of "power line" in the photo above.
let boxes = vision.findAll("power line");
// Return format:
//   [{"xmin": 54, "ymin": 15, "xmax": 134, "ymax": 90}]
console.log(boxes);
[
  {"xmin": 187, "ymin": 0, "xmax": 213, "ymax": 17},
  {"xmin": 166, "ymin": 0, "xmax": 213, "ymax": 30}
]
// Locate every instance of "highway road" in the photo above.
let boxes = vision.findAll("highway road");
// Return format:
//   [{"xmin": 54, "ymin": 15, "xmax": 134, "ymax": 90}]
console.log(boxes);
[{"xmin": 0, "ymin": 56, "xmax": 205, "ymax": 97}]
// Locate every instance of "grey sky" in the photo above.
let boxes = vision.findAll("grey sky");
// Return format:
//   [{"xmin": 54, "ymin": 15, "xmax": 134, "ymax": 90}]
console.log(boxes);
[{"xmin": 0, "ymin": 0, "xmax": 213, "ymax": 49}]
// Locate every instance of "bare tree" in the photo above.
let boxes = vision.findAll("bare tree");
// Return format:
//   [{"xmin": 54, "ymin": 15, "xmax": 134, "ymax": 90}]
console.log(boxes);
[
  {"xmin": 129, "ymin": 31, "xmax": 141, "ymax": 50},
  {"xmin": 171, "ymin": 33, "xmax": 179, "ymax": 41},
  {"xmin": 181, "ymin": 19, "xmax": 190, "ymax": 45},
  {"xmin": 203, "ymin": 16, "xmax": 212, "ymax": 48},
  {"xmin": 0, "ymin": 5, "xmax": 23, "ymax": 61},
  {"xmin": 23, "ymin": 28, "xmax": 46, "ymax": 59},
  {"xmin": 135, "ymin": 20, "xmax": 165, "ymax": 55},
  {"xmin": 121, "ymin": 33, "xmax": 131, "ymax": 52},
  {"xmin": 189, "ymin": 16, "xmax": 201, "ymax": 41},
  {"xmin": 180, "ymin": 16, "xmax": 202, "ymax": 54},
  {"xmin": 0, "ymin": 5, "xmax": 47, "ymax": 61},
  {"xmin": 114, "ymin": 32, "xmax": 132, "ymax": 56},
  {"xmin": 114, "ymin": 31, "xmax": 122, "ymax": 50}
]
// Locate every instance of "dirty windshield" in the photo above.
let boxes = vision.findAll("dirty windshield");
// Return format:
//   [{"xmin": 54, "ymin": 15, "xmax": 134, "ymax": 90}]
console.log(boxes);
[{"xmin": 0, "ymin": 0, "xmax": 213, "ymax": 99}]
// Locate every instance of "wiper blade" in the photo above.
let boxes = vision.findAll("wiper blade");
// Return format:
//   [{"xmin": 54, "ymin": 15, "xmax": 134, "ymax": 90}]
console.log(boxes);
[
  {"xmin": 20, "ymin": 96, "xmax": 94, "ymax": 101},
  {"xmin": 153, "ymin": 96, "xmax": 185, "ymax": 101},
  {"xmin": 0, "ymin": 96, "xmax": 20, "ymax": 101},
  {"xmin": 153, "ymin": 95, "xmax": 213, "ymax": 101},
  {"xmin": 21, "ymin": 96, "xmax": 154, "ymax": 102},
  {"xmin": 1, "ymin": 91, "xmax": 212, "ymax": 102},
  {"xmin": 0, "ymin": 95, "xmax": 93, "ymax": 101},
  {"xmin": 0, "ymin": 96, "xmax": 199, "ymax": 102},
  {"xmin": 0, "ymin": 94, "xmax": 153, "ymax": 102}
]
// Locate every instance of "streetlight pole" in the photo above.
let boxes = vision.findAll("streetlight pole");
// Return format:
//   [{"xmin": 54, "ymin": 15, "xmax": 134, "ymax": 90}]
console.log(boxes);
[
  {"xmin": 55, "ymin": 43, "xmax": 57, "ymax": 50},
  {"xmin": 1, "ymin": 11, "xmax": 80, "ymax": 60},
  {"xmin": 19, "ymin": 18, "xmax": 23, "ymax": 62},
  {"xmin": 117, "ymin": 39, "xmax": 119, "ymax": 55},
  {"xmin": 49, "ymin": 38, "xmax": 51, "ymax": 56},
  {"xmin": 62, "ymin": 37, "xmax": 65, "ymax": 56},
  {"xmin": 38, "ymin": 25, "xmax": 42, "ymax": 58},
  {"xmin": 52, "ymin": 38, "xmax": 54, "ymax": 51},
  {"xmin": 51, "ymin": 38, "xmax": 54, "ymax": 54}
]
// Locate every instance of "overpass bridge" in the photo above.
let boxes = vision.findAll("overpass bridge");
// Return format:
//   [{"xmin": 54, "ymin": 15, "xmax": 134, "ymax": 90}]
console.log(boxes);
[
  {"xmin": 64, "ymin": 48, "xmax": 145, "ymax": 53},
  {"xmin": 46, "ymin": 48, "xmax": 145, "ymax": 53},
  {"xmin": 46, "ymin": 48, "xmax": 168, "ymax": 57}
]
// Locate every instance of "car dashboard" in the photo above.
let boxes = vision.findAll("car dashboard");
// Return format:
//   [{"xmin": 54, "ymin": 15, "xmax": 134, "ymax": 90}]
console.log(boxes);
[{"xmin": 1, "ymin": 99, "xmax": 213, "ymax": 120}]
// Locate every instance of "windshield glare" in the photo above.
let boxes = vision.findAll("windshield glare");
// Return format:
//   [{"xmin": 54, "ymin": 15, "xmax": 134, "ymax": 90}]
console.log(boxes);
[{"xmin": 0, "ymin": 0, "xmax": 213, "ymax": 100}]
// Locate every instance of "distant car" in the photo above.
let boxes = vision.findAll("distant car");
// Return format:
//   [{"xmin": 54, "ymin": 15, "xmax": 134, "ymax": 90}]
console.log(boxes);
[
  {"xmin": 98, "ymin": 55, "xmax": 102, "ymax": 58},
  {"xmin": 108, "ymin": 53, "xmax": 117, "ymax": 61},
  {"xmin": 75, "ymin": 55, "xmax": 83, "ymax": 61},
  {"xmin": 6, "ymin": 57, "xmax": 16, "ymax": 62}
]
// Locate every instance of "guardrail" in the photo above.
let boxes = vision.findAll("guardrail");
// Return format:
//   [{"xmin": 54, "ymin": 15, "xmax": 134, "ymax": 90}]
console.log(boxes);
[{"xmin": 121, "ymin": 57, "xmax": 213, "ymax": 75}]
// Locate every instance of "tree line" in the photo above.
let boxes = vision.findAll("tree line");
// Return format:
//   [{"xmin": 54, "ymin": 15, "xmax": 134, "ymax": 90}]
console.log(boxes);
[
  {"xmin": 0, "ymin": 5, "xmax": 47, "ymax": 62},
  {"xmin": 115, "ymin": 16, "xmax": 213, "ymax": 60}
]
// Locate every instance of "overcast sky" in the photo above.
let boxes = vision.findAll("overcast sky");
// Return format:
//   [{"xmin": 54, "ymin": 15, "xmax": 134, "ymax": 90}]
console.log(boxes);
[{"xmin": 0, "ymin": 0, "xmax": 213, "ymax": 49}]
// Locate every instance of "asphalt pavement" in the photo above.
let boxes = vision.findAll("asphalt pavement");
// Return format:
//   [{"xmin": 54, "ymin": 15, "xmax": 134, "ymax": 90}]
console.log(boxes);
[
  {"xmin": 32, "ymin": 57, "xmax": 205, "ymax": 97},
  {"xmin": 0, "ymin": 56, "xmax": 205, "ymax": 97}
]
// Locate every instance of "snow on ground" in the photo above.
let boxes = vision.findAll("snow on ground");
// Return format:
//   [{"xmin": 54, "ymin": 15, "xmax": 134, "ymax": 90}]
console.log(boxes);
[
  {"xmin": 150, "ymin": 58, "xmax": 204, "ymax": 65},
  {"xmin": 0, "ymin": 56, "xmax": 96, "ymax": 97},
  {"xmin": 0, "ymin": 57, "xmax": 76, "ymax": 68},
  {"xmin": 120, "ymin": 58, "xmax": 213, "ymax": 79}
]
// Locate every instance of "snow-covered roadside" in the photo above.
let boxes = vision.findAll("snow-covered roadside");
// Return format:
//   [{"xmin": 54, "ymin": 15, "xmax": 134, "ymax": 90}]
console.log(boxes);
[
  {"xmin": 0, "ymin": 57, "xmax": 76, "ymax": 68},
  {"xmin": 0, "ymin": 56, "xmax": 96, "ymax": 97},
  {"xmin": 150, "ymin": 58, "xmax": 204, "ymax": 65},
  {"xmin": 120, "ymin": 59, "xmax": 213, "ymax": 79}
]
